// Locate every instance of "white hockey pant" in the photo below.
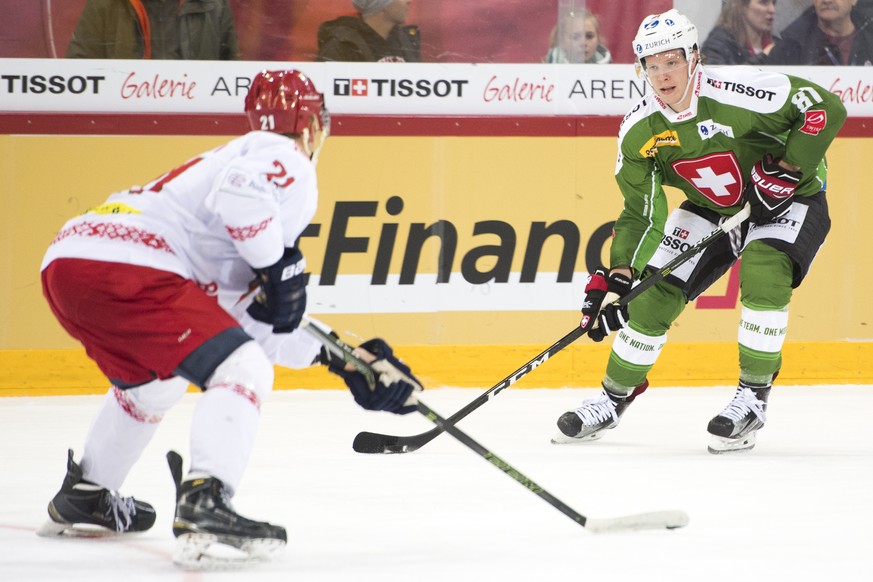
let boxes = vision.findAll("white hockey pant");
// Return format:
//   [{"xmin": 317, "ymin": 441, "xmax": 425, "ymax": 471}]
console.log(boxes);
[
  {"xmin": 80, "ymin": 340, "xmax": 274, "ymax": 494},
  {"xmin": 190, "ymin": 340, "xmax": 274, "ymax": 495},
  {"xmin": 81, "ymin": 376, "xmax": 189, "ymax": 490}
]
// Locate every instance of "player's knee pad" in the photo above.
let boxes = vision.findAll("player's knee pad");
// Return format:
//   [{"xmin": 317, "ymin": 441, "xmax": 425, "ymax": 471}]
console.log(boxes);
[
  {"xmin": 629, "ymin": 280, "xmax": 686, "ymax": 335},
  {"xmin": 113, "ymin": 376, "xmax": 190, "ymax": 423},
  {"xmin": 205, "ymin": 340, "xmax": 274, "ymax": 409},
  {"xmin": 605, "ymin": 325, "xmax": 667, "ymax": 390},
  {"xmin": 737, "ymin": 304, "xmax": 788, "ymax": 381},
  {"xmin": 739, "ymin": 305, "xmax": 788, "ymax": 346},
  {"xmin": 740, "ymin": 241, "xmax": 793, "ymax": 309}
]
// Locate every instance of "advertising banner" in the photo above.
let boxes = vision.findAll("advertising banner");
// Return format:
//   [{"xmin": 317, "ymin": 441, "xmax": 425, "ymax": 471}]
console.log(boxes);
[
  {"xmin": 1, "ymin": 59, "xmax": 873, "ymax": 117},
  {"xmin": 1, "ymin": 132, "xmax": 870, "ymax": 348}
]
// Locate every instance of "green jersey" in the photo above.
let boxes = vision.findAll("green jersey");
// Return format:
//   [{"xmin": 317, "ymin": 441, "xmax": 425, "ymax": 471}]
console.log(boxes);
[{"xmin": 612, "ymin": 65, "xmax": 847, "ymax": 273}]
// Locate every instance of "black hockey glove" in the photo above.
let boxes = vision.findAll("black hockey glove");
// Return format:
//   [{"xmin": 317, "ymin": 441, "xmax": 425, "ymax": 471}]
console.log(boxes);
[
  {"xmin": 587, "ymin": 271, "xmax": 633, "ymax": 343},
  {"xmin": 745, "ymin": 154, "xmax": 802, "ymax": 225},
  {"xmin": 247, "ymin": 247, "xmax": 307, "ymax": 333},
  {"xmin": 324, "ymin": 338, "xmax": 422, "ymax": 415}
]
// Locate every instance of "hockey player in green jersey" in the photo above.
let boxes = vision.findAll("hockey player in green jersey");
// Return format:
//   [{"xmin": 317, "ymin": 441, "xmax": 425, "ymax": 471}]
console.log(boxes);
[{"xmin": 554, "ymin": 9, "xmax": 847, "ymax": 453}]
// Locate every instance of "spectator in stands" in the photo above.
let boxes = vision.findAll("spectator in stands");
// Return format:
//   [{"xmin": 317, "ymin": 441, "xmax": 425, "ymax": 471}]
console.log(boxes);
[
  {"xmin": 66, "ymin": 0, "xmax": 240, "ymax": 60},
  {"xmin": 768, "ymin": 0, "xmax": 873, "ymax": 64},
  {"xmin": 316, "ymin": 0, "xmax": 420, "ymax": 62},
  {"xmin": 702, "ymin": 0, "xmax": 777, "ymax": 65},
  {"xmin": 544, "ymin": 9, "xmax": 612, "ymax": 64},
  {"xmin": 774, "ymin": 0, "xmax": 812, "ymax": 36}
]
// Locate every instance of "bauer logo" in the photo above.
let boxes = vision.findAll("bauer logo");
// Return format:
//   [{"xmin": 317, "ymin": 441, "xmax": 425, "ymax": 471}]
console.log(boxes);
[{"xmin": 333, "ymin": 78, "xmax": 468, "ymax": 98}]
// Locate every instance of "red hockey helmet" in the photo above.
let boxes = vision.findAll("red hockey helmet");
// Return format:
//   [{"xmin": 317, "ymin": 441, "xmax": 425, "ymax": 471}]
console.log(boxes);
[{"xmin": 244, "ymin": 70, "xmax": 328, "ymax": 136}]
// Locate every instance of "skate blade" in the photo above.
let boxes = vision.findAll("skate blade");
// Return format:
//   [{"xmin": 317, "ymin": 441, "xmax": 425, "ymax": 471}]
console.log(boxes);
[
  {"xmin": 173, "ymin": 533, "xmax": 285, "ymax": 570},
  {"xmin": 36, "ymin": 518, "xmax": 122, "ymax": 539},
  {"xmin": 707, "ymin": 431, "xmax": 757, "ymax": 454},
  {"xmin": 550, "ymin": 430, "xmax": 607, "ymax": 445}
]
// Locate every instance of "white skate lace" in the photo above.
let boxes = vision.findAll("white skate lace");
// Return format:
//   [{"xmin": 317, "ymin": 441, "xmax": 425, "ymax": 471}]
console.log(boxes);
[
  {"xmin": 573, "ymin": 393, "xmax": 617, "ymax": 425},
  {"xmin": 719, "ymin": 388, "xmax": 767, "ymax": 423},
  {"xmin": 108, "ymin": 493, "xmax": 137, "ymax": 532}
]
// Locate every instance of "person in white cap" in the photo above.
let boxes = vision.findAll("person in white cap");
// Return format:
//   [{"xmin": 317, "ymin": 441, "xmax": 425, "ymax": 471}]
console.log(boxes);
[{"xmin": 317, "ymin": 0, "xmax": 420, "ymax": 62}]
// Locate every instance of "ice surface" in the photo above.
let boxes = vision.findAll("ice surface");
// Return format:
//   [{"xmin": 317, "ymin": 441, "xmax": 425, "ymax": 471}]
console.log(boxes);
[{"xmin": 1, "ymin": 385, "xmax": 871, "ymax": 581}]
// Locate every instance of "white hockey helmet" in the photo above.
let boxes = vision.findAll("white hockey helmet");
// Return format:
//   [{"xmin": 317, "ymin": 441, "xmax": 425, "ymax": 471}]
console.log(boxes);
[{"xmin": 632, "ymin": 9, "xmax": 698, "ymax": 66}]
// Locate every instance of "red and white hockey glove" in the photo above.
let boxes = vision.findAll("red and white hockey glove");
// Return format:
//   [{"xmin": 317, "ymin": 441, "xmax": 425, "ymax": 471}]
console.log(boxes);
[
  {"xmin": 745, "ymin": 154, "xmax": 802, "ymax": 225},
  {"xmin": 580, "ymin": 269, "xmax": 608, "ymax": 331},
  {"xmin": 580, "ymin": 269, "xmax": 632, "ymax": 342}
]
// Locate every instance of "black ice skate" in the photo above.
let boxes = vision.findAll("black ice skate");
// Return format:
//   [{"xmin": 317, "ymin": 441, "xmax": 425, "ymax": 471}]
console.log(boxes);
[
  {"xmin": 707, "ymin": 381, "xmax": 771, "ymax": 454},
  {"xmin": 167, "ymin": 450, "xmax": 286, "ymax": 570},
  {"xmin": 552, "ymin": 382, "xmax": 648, "ymax": 444},
  {"xmin": 36, "ymin": 449, "xmax": 156, "ymax": 537}
]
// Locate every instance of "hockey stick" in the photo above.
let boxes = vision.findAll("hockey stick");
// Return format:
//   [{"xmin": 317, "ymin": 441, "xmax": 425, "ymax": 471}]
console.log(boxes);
[
  {"xmin": 353, "ymin": 205, "xmax": 752, "ymax": 454},
  {"xmin": 301, "ymin": 320, "xmax": 689, "ymax": 533}
]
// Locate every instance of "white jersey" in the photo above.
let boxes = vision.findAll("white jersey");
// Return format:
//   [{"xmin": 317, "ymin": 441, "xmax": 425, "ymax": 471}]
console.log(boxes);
[{"xmin": 42, "ymin": 130, "xmax": 323, "ymax": 368}]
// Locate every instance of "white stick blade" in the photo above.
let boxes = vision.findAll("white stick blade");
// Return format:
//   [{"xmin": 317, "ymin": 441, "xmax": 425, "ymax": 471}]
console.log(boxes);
[{"xmin": 584, "ymin": 510, "xmax": 689, "ymax": 533}]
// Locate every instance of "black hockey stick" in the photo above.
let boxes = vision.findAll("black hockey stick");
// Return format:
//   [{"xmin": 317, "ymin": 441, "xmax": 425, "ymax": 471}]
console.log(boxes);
[
  {"xmin": 352, "ymin": 205, "xmax": 752, "ymax": 454},
  {"xmin": 301, "ymin": 320, "xmax": 689, "ymax": 533}
]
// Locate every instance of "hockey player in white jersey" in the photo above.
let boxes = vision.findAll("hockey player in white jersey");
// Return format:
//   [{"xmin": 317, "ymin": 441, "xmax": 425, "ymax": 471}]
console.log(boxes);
[
  {"xmin": 37, "ymin": 69, "xmax": 422, "ymax": 567},
  {"xmin": 553, "ymin": 10, "xmax": 846, "ymax": 453}
]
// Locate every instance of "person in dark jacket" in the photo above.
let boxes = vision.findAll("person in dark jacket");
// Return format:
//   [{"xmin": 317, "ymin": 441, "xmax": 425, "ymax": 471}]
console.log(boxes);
[
  {"xmin": 769, "ymin": 0, "xmax": 873, "ymax": 65},
  {"xmin": 317, "ymin": 0, "xmax": 421, "ymax": 62},
  {"xmin": 66, "ymin": 0, "xmax": 239, "ymax": 60},
  {"xmin": 702, "ymin": 0, "xmax": 777, "ymax": 65}
]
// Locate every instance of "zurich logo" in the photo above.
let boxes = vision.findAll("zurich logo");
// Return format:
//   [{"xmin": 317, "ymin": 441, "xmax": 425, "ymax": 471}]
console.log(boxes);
[
  {"xmin": 666, "ymin": 18, "xmax": 674, "ymax": 25},
  {"xmin": 635, "ymin": 43, "xmax": 643, "ymax": 53}
]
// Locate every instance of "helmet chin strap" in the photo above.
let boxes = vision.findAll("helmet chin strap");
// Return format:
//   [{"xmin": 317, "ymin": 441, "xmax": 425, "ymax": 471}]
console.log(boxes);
[
  {"xmin": 300, "ymin": 124, "xmax": 328, "ymax": 167},
  {"xmin": 301, "ymin": 128, "xmax": 315, "ymax": 162},
  {"xmin": 675, "ymin": 57, "xmax": 700, "ymax": 110}
]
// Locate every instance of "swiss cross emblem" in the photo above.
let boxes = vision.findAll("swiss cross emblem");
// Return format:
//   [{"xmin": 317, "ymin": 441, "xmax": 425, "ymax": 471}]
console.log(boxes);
[
  {"xmin": 672, "ymin": 151, "xmax": 744, "ymax": 207},
  {"xmin": 351, "ymin": 79, "xmax": 368, "ymax": 96}
]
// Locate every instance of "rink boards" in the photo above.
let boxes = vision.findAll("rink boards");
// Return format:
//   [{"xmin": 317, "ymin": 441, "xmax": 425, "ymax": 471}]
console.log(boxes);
[
  {"xmin": 1, "ymin": 60, "xmax": 871, "ymax": 394},
  {"xmin": 1, "ymin": 340, "xmax": 869, "ymax": 397}
]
